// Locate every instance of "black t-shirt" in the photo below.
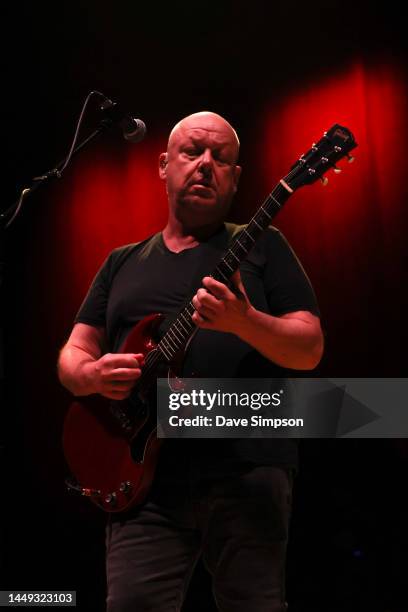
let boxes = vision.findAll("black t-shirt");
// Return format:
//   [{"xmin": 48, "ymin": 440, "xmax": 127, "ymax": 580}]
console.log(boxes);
[{"xmin": 75, "ymin": 223, "xmax": 320, "ymax": 469}]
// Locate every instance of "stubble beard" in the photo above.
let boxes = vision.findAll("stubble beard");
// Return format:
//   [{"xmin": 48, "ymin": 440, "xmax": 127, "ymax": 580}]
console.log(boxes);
[{"xmin": 170, "ymin": 191, "xmax": 232, "ymax": 236}]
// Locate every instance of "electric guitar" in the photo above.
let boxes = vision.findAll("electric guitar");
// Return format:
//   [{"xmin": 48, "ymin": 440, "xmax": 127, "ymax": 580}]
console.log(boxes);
[{"xmin": 63, "ymin": 124, "xmax": 357, "ymax": 512}]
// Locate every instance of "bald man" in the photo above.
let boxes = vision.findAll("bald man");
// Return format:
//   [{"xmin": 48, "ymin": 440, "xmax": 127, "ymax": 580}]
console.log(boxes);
[{"xmin": 58, "ymin": 112, "xmax": 323, "ymax": 612}]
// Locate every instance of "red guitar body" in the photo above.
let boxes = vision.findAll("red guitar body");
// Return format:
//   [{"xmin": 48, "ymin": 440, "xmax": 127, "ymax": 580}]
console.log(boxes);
[{"xmin": 63, "ymin": 313, "xmax": 169, "ymax": 512}]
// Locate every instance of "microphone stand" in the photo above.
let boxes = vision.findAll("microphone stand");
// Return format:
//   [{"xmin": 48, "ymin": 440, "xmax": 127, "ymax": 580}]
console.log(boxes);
[
  {"xmin": 0, "ymin": 93, "xmax": 135, "ymax": 230},
  {"xmin": 1, "ymin": 122, "xmax": 112, "ymax": 231}
]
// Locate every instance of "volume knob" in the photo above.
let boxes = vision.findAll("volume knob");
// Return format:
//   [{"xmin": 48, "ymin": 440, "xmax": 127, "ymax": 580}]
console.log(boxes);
[
  {"xmin": 104, "ymin": 492, "xmax": 117, "ymax": 505},
  {"xmin": 119, "ymin": 481, "xmax": 132, "ymax": 493}
]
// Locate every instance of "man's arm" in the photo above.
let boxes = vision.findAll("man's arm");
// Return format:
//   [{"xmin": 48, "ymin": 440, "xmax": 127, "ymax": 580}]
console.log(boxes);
[
  {"xmin": 58, "ymin": 322, "xmax": 144, "ymax": 400},
  {"xmin": 192, "ymin": 274, "xmax": 323, "ymax": 370}
]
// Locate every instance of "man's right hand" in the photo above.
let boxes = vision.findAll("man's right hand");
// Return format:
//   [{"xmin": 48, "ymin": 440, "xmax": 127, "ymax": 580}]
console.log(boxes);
[
  {"xmin": 83, "ymin": 353, "xmax": 144, "ymax": 400},
  {"xmin": 58, "ymin": 324, "xmax": 146, "ymax": 399}
]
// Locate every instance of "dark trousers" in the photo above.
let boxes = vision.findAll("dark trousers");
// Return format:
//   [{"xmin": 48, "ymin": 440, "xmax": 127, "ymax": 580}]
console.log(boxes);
[{"xmin": 106, "ymin": 453, "xmax": 293, "ymax": 612}]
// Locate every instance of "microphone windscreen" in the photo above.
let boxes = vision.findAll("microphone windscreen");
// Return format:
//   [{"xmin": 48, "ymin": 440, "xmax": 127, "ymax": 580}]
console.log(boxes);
[{"xmin": 122, "ymin": 117, "xmax": 147, "ymax": 143}]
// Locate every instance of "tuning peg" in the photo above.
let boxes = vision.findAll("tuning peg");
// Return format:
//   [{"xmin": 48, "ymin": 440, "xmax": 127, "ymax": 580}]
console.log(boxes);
[
  {"xmin": 347, "ymin": 154, "xmax": 355, "ymax": 163},
  {"xmin": 320, "ymin": 176, "xmax": 329, "ymax": 186},
  {"xmin": 333, "ymin": 166, "xmax": 342, "ymax": 174}
]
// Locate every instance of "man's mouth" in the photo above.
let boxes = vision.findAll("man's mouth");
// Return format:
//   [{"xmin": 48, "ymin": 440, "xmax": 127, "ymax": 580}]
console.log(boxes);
[{"xmin": 189, "ymin": 182, "xmax": 214, "ymax": 193}]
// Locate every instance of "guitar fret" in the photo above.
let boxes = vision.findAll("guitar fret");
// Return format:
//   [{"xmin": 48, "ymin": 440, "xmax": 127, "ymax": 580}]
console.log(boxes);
[
  {"xmin": 163, "ymin": 335, "xmax": 176, "ymax": 355},
  {"xmin": 186, "ymin": 303, "xmax": 195, "ymax": 316},
  {"xmin": 242, "ymin": 228, "xmax": 255, "ymax": 242},
  {"xmin": 235, "ymin": 238, "xmax": 249, "ymax": 253},
  {"xmin": 165, "ymin": 331, "xmax": 180, "ymax": 352},
  {"xmin": 222, "ymin": 260, "xmax": 234, "ymax": 272},
  {"xmin": 229, "ymin": 250, "xmax": 240, "ymax": 263},
  {"xmin": 216, "ymin": 267, "xmax": 229, "ymax": 283},
  {"xmin": 171, "ymin": 326, "xmax": 184, "ymax": 345},
  {"xmin": 230, "ymin": 244, "xmax": 244, "ymax": 257},
  {"xmin": 176, "ymin": 318, "xmax": 189, "ymax": 334},
  {"xmin": 159, "ymin": 343, "xmax": 172, "ymax": 361},
  {"xmin": 180, "ymin": 311, "xmax": 193, "ymax": 328},
  {"xmin": 158, "ymin": 340, "xmax": 172, "ymax": 361},
  {"xmin": 173, "ymin": 320, "xmax": 186, "ymax": 340},
  {"xmin": 176, "ymin": 317, "xmax": 189, "ymax": 342},
  {"xmin": 269, "ymin": 194, "xmax": 282, "ymax": 209}
]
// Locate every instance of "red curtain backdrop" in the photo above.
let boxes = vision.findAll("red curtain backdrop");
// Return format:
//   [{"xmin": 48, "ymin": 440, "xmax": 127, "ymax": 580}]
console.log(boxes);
[
  {"xmin": 60, "ymin": 137, "xmax": 170, "ymax": 303},
  {"xmin": 258, "ymin": 60, "xmax": 407, "ymax": 375}
]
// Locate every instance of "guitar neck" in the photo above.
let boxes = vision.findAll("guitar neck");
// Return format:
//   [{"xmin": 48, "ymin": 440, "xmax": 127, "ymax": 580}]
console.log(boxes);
[{"xmin": 156, "ymin": 181, "xmax": 292, "ymax": 363}]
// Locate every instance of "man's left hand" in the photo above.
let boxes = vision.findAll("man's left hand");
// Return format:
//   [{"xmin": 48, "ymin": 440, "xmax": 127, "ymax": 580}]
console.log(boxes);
[{"xmin": 192, "ymin": 271, "xmax": 253, "ymax": 335}]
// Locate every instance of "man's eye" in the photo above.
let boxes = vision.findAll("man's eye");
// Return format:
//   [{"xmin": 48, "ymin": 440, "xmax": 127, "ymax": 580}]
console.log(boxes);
[
  {"xmin": 185, "ymin": 149, "xmax": 199, "ymax": 157},
  {"xmin": 213, "ymin": 151, "xmax": 230, "ymax": 165}
]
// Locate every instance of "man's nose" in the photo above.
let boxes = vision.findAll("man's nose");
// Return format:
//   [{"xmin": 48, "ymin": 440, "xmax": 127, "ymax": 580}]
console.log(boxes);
[{"xmin": 198, "ymin": 149, "xmax": 213, "ymax": 175}]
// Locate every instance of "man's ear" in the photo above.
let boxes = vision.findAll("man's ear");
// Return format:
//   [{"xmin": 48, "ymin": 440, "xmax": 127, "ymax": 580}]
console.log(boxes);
[
  {"xmin": 233, "ymin": 165, "xmax": 242, "ymax": 192},
  {"xmin": 159, "ymin": 153, "xmax": 168, "ymax": 180}
]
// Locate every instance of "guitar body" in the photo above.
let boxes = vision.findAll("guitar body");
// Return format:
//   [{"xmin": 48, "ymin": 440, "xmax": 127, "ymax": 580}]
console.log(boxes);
[{"xmin": 63, "ymin": 313, "xmax": 168, "ymax": 512}]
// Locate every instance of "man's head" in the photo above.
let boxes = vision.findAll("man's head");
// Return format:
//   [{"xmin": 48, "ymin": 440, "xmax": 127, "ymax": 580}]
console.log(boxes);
[{"xmin": 159, "ymin": 112, "xmax": 241, "ymax": 231}]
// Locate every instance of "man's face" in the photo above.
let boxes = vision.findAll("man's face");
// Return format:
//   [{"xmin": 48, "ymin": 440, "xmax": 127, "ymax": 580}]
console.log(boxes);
[{"xmin": 159, "ymin": 114, "xmax": 241, "ymax": 227}]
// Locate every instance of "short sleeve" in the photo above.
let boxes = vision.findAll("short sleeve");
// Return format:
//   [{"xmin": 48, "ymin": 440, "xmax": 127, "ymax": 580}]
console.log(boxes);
[
  {"xmin": 262, "ymin": 228, "xmax": 320, "ymax": 317},
  {"xmin": 74, "ymin": 253, "xmax": 115, "ymax": 328},
  {"xmin": 73, "ymin": 240, "xmax": 150, "ymax": 330}
]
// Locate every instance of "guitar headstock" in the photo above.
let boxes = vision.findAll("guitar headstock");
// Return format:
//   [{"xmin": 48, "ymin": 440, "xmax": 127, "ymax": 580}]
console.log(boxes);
[{"xmin": 284, "ymin": 124, "xmax": 357, "ymax": 190}]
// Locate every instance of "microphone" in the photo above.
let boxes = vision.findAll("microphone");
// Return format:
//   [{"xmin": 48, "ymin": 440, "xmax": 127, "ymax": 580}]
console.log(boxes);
[
  {"xmin": 120, "ymin": 116, "xmax": 147, "ymax": 143},
  {"xmin": 99, "ymin": 96, "xmax": 147, "ymax": 143}
]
